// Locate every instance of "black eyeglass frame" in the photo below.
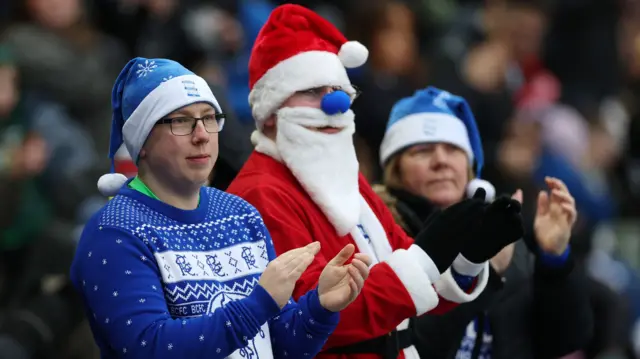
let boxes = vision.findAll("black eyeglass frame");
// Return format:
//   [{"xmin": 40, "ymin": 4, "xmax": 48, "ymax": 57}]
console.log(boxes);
[
  {"xmin": 155, "ymin": 113, "xmax": 226, "ymax": 136},
  {"xmin": 348, "ymin": 84, "xmax": 363, "ymax": 102}
]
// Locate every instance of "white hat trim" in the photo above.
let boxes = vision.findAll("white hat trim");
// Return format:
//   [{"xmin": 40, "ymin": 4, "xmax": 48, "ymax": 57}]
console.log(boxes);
[
  {"xmin": 122, "ymin": 74, "xmax": 221, "ymax": 163},
  {"xmin": 379, "ymin": 112, "xmax": 474, "ymax": 166},
  {"xmin": 248, "ymin": 50, "xmax": 353, "ymax": 125}
]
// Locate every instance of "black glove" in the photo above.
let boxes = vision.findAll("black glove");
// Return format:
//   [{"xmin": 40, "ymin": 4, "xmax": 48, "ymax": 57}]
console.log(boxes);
[
  {"xmin": 461, "ymin": 194, "xmax": 524, "ymax": 264},
  {"xmin": 414, "ymin": 189, "xmax": 487, "ymax": 273}
]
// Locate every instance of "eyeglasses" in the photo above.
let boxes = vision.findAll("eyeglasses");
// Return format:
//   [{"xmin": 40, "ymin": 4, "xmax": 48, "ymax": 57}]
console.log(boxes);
[
  {"xmin": 297, "ymin": 85, "xmax": 362, "ymax": 102},
  {"xmin": 156, "ymin": 113, "xmax": 226, "ymax": 136}
]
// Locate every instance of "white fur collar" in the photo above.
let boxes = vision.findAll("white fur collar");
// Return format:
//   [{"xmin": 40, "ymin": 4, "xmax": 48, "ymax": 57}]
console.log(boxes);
[{"xmin": 251, "ymin": 130, "xmax": 282, "ymax": 162}]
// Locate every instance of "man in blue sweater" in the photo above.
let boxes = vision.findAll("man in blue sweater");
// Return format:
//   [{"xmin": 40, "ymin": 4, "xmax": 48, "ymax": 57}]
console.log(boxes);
[{"xmin": 70, "ymin": 57, "xmax": 371, "ymax": 359}]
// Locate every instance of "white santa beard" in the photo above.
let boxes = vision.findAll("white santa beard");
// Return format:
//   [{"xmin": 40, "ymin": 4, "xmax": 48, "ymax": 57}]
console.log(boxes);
[{"xmin": 275, "ymin": 107, "xmax": 361, "ymax": 236}]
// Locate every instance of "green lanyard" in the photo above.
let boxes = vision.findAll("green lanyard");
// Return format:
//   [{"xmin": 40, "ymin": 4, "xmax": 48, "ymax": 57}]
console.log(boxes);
[{"xmin": 128, "ymin": 176, "xmax": 200, "ymax": 204}]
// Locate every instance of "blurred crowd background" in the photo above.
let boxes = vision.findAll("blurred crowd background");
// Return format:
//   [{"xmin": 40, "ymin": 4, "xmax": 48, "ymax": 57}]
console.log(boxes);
[{"xmin": 0, "ymin": 0, "xmax": 639, "ymax": 358}]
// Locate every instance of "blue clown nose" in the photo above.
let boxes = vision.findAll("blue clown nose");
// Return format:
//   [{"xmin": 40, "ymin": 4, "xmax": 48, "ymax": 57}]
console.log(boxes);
[{"xmin": 321, "ymin": 90, "xmax": 351, "ymax": 115}]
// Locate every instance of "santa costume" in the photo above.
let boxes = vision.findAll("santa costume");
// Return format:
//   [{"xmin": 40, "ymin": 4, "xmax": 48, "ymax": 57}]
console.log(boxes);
[{"xmin": 227, "ymin": 4, "xmax": 490, "ymax": 359}]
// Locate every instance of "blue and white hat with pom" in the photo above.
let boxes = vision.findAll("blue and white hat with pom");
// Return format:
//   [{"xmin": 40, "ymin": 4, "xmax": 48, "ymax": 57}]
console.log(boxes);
[
  {"xmin": 379, "ymin": 86, "xmax": 495, "ymax": 202},
  {"xmin": 97, "ymin": 57, "xmax": 221, "ymax": 197}
]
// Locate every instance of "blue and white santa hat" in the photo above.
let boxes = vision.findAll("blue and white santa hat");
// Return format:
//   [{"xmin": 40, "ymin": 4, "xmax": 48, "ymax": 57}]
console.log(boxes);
[
  {"xmin": 97, "ymin": 57, "xmax": 222, "ymax": 197},
  {"xmin": 379, "ymin": 86, "xmax": 495, "ymax": 202}
]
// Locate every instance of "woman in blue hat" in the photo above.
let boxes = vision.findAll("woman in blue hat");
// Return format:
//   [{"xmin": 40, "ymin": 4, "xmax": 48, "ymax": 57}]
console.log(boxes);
[
  {"xmin": 70, "ymin": 57, "xmax": 371, "ymax": 359},
  {"xmin": 376, "ymin": 86, "xmax": 592, "ymax": 359}
]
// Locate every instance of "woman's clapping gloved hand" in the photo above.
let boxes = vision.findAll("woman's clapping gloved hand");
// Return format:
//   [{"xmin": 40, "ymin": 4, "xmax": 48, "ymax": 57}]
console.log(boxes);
[
  {"xmin": 461, "ymin": 190, "xmax": 525, "ymax": 265},
  {"xmin": 414, "ymin": 189, "xmax": 488, "ymax": 273}
]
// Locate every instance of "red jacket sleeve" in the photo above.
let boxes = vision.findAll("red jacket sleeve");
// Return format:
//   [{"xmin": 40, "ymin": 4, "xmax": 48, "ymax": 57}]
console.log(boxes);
[{"xmin": 237, "ymin": 183, "xmax": 441, "ymax": 348}]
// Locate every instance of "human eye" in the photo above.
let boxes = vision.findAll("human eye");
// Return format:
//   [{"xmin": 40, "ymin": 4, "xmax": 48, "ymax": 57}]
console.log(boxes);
[
  {"xmin": 171, "ymin": 117, "xmax": 194, "ymax": 127},
  {"xmin": 301, "ymin": 87, "xmax": 324, "ymax": 96},
  {"xmin": 201, "ymin": 114, "xmax": 216, "ymax": 122}
]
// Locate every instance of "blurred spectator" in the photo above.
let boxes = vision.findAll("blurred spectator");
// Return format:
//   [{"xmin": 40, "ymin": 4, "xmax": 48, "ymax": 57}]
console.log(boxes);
[
  {"xmin": 496, "ymin": 91, "xmax": 639, "ymax": 359},
  {"xmin": 0, "ymin": 44, "xmax": 84, "ymax": 359},
  {"xmin": 0, "ymin": 45, "xmax": 50, "ymax": 275},
  {"xmin": 91, "ymin": 0, "xmax": 205, "ymax": 70},
  {"xmin": 544, "ymin": 0, "xmax": 622, "ymax": 111},
  {"xmin": 618, "ymin": 0, "xmax": 640, "ymax": 217},
  {"xmin": 2, "ymin": 0, "xmax": 127, "ymax": 155},
  {"xmin": 501, "ymin": 104, "xmax": 617, "ymax": 226},
  {"xmin": 183, "ymin": 0, "xmax": 274, "ymax": 124},
  {"xmin": 429, "ymin": 0, "xmax": 553, "ymax": 189},
  {"xmin": 346, "ymin": 0, "xmax": 429, "ymax": 181}
]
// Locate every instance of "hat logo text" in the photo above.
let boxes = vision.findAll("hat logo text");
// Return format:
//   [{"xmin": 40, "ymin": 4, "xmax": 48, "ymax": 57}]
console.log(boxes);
[{"xmin": 182, "ymin": 80, "xmax": 200, "ymax": 98}]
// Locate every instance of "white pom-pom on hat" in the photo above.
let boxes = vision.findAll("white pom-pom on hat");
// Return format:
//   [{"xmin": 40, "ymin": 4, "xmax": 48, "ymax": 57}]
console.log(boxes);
[
  {"xmin": 338, "ymin": 41, "xmax": 369, "ymax": 68},
  {"xmin": 97, "ymin": 173, "xmax": 128, "ymax": 197},
  {"xmin": 467, "ymin": 178, "xmax": 495, "ymax": 203}
]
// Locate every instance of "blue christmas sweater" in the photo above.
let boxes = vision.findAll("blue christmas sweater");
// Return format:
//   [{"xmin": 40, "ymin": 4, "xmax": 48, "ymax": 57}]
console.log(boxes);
[{"xmin": 70, "ymin": 184, "xmax": 339, "ymax": 359}]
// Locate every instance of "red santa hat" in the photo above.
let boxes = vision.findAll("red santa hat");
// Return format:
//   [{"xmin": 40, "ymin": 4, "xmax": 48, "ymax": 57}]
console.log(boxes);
[{"xmin": 248, "ymin": 4, "xmax": 368, "ymax": 126}]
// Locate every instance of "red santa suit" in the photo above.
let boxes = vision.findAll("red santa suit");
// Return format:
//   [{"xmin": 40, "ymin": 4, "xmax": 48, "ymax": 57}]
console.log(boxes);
[
  {"xmin": 229, "ymin": 151, "xmax": 489, "ymax": 359},
  {"xmin": 227, "ymin": 4, "xmax": 489, "ymax": 359}
]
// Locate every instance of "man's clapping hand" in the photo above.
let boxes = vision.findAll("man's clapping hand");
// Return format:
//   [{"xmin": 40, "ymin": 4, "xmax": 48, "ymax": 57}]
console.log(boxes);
[
  {"xmin": 259, "ymin": 242, "xmax": 370, "ymax": 312},
  {"xmin": 318, "ymin": 244, "xmax": 371, "ymax": 312},
  {"xmin": 259, "ymin": 242, "xmax": 321, "ymax": 309}
]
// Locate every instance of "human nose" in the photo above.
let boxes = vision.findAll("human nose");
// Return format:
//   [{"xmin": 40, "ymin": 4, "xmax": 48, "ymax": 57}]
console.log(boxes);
[
  {"xmin": 431, "ymin": 145, "xmax": 448, "ymax": 163},
  {"xmin": 191, "ymin": 120, "xmax": 209, "ymax": 143}
]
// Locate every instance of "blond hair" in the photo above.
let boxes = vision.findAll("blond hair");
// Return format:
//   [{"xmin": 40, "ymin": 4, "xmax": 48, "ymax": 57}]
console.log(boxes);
[
  {"xmin": 371, "ymin": 183, "xmax": 411, "ymax": 233},
  {"xmin": 382, "ymin": 155, "xmax": 404, "ymax": 190}
]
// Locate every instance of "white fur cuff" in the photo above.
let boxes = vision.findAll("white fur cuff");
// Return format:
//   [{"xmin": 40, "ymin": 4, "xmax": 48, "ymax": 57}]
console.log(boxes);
[
  {"xmin": 434, "ymin": 261, "xmax": 489, "ymax": 303},
  {"xmin": 386, "ymin": 249, "xmax": 440, "ymax": 315},
  {"xmin": 407, "ymin": 244, "xmax": 441, "ymax": 283},
  {"xmin": 452, "ymin": 254, "xmax": 485, "ymax": 277}
]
